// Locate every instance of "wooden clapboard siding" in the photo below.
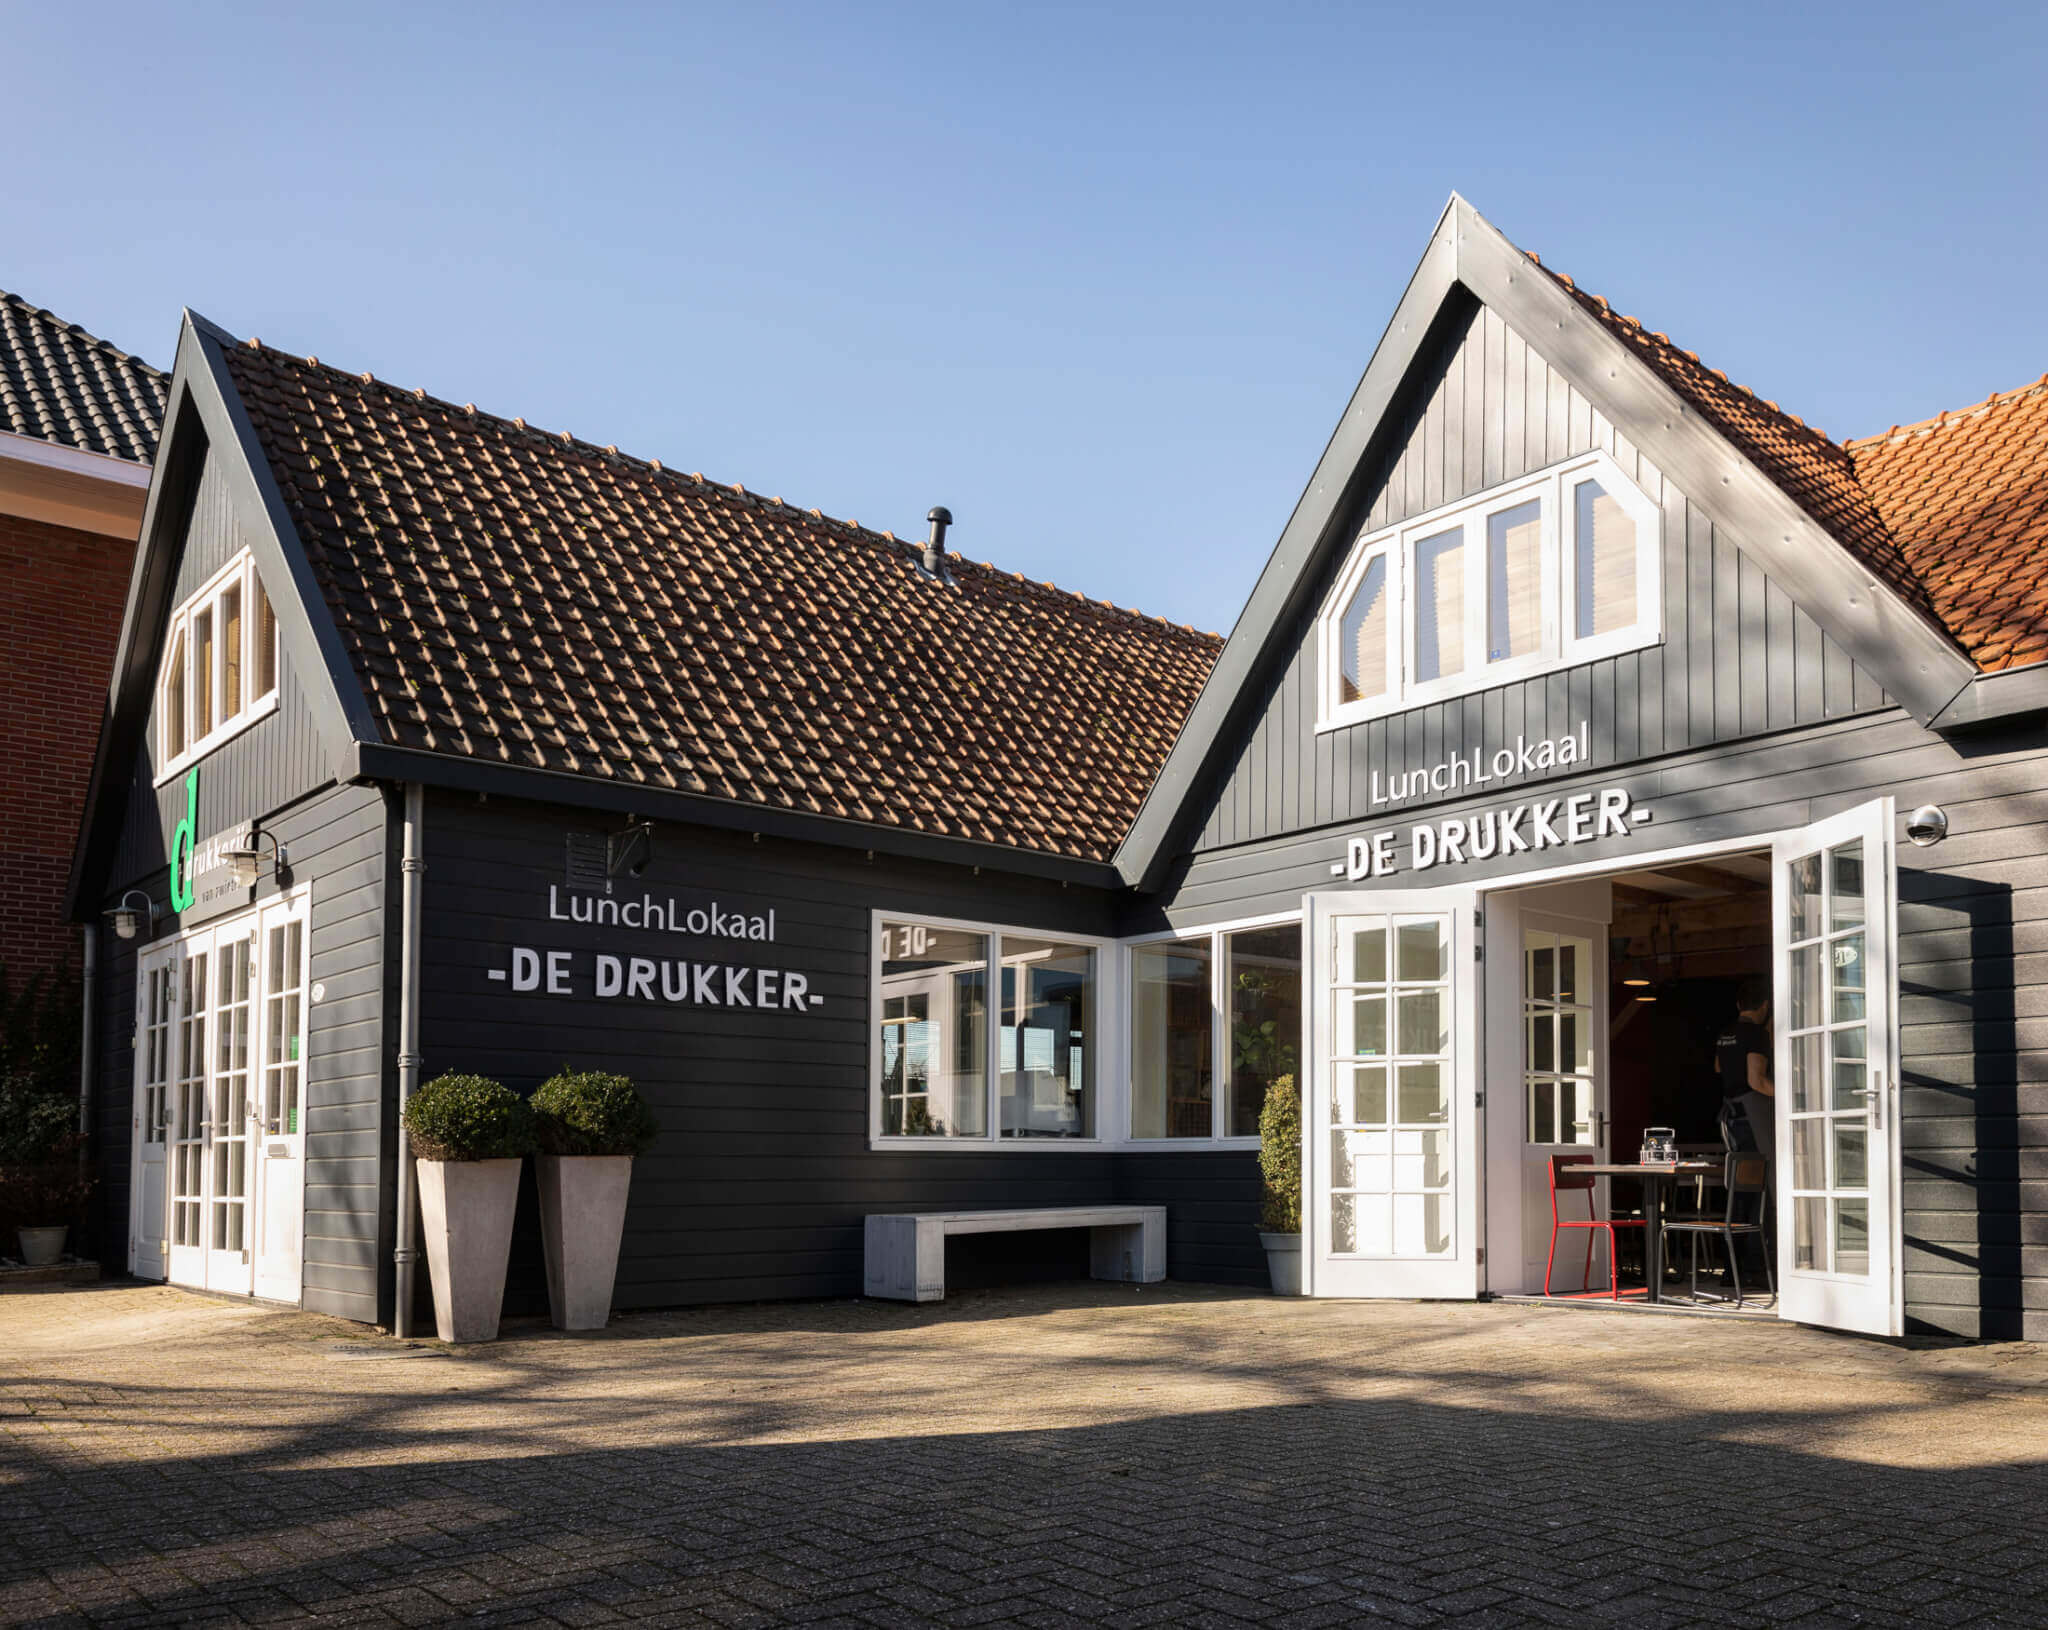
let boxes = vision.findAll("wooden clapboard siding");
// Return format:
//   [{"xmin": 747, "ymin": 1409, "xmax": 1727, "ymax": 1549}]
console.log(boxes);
[{"xmin": 1191, "ymin": 300, "xmax": 1890, "ymax": 856}]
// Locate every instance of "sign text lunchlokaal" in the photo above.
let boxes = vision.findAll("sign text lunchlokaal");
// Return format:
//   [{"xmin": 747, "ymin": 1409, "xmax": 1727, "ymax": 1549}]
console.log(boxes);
[
  {"xmin": 1370, "ymin": 720, "xmax": 1590, "ymax": 808},
  {"xmin": 1334, "ymin": 786, "xmax": 1652, "ymax": 881}
]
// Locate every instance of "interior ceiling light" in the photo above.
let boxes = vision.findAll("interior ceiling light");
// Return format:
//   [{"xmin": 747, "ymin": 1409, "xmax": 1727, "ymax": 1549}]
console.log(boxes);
[{"xmin": 1621, "ymin": 977, "xmax": 1652, "ymax": 987}]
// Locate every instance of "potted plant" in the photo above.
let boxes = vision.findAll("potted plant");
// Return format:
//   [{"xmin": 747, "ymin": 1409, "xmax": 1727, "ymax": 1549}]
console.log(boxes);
[
  {"xmin": 404, "ymin": 1073, "xmax": 536, "ymax": 1342},
  {"xmin": 530, "ymin": 1069, "xmax": 657, "ymax": 1331},
  {"xmin": 1, "ymin": 1069, "xmax": 91, "ymax": 1266},
  {"xmin": 1257, "ymin": 1072, "xmax": 1302, "ymax": 1295}
]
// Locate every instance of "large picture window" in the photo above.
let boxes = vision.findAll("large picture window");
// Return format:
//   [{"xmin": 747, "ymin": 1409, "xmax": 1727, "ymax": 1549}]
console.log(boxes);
[
  {"xmin": 156, "ymin": 550, "xmax": 281, "ymax": 779},
  {"xmin": 1319, "ymin": 453, "xmax": 1661, "ymax": 729},
  {"xmin": 874, "ymin": 916, "xmax": 1100, "ymax": 1143}
]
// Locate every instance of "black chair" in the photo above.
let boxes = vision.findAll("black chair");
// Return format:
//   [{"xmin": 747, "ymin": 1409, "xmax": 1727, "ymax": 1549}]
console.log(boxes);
[{"xmin": 1664, "ymin": 1151, "xmax": 1774, "ymax": 1307}]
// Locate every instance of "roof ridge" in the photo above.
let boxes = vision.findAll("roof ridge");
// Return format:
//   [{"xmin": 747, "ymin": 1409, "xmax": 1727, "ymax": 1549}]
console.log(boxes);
[
  {"xmin": 0, "ymin": 287, "xmax": 166, "ymax": 379},
  {"xmin": 1842, "ymin": 371, "xmax": 2048, "ymax": 450},
  {"xmin": 238, "ymin": 337, "xmax": 1224, "ymax": 648}
]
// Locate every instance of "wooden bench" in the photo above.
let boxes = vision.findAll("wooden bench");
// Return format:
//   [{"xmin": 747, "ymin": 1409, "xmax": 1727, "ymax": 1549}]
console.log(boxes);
[{"xmin": 863, "ymin": 1205, "xmax": 1168, "ymax": 1303}]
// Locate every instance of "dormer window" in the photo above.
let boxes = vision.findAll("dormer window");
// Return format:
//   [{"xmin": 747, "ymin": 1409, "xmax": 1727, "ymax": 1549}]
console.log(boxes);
[
  {"xmin": 155, "ymin": 550, "xmax": 281, "ymax": 779},
  {"xmin": 1319, "ymin": 453, "xmax": 1661, "ymax": 730}
]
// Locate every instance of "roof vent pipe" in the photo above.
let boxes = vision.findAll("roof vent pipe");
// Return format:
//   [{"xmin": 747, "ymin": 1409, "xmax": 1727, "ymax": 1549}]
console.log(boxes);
[{"xmin": 922, "ymin": 506, "xmax": 952, "ymax": 575}]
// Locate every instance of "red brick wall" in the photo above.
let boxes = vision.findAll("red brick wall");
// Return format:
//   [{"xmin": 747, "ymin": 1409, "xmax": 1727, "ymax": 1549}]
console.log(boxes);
[{"xmin": 0, "ymin": 511, "xmax": 136, "ymax": 980}]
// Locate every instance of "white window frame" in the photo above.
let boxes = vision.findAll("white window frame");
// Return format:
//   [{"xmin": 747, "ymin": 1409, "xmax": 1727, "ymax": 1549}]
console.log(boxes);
[
  {"xmin": 868, "ymin": 910, "xmax": 1121, "ymax": 1151},
  {"xmin": 1122, "ymin": 910, "xmax": 1303, "ymax": 1150},
  {"xmin": 155, "ymin": 550, "xmax": 281, "ymax": 785},
  {"xmin": 1317, "ymin": 452, "xmax": 1661, "ymax": 731}
]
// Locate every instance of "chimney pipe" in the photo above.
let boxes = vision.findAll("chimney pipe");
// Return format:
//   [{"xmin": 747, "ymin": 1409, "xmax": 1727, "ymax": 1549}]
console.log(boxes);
[{"xmin": 923, "ymin": 506, "xmax": 952, "ymax": 575}]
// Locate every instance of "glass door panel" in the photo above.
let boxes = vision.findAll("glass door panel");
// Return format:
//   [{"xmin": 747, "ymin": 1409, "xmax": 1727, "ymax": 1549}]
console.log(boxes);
[
  {"xmin": 207, "ymin": 932, "xmax": 255, "ymax": 1294},
  {"xmin": 1773, "ymin": 801, "xmax": 1898, "ymax": 1335},
  {"xmin": 255, "ymin": 902, "xmax": 308, "ymax": 1304},
  {"xmin": 166, "ymin": 947, "xmax": 209, "ymax": 1288},
  {"xmin": 129, "ymin": 957, "xmax": 176, "ymax": 1280}
]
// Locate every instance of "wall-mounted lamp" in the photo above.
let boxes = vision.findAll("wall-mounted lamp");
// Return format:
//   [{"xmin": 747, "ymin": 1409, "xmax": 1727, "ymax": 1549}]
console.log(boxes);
[
  {"xmin": 107, "ymin": 890, "xmax": 159, "ymax": 941},
  {"xmin": 223, "ymin": 827, "xmax": 291, "ymax": 891}
]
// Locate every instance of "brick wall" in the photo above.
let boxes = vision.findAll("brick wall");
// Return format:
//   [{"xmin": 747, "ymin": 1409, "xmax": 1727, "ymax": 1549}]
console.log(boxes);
[{"xmin": 0, "ymin": 511, "xmax": 135, "ymax": 980}]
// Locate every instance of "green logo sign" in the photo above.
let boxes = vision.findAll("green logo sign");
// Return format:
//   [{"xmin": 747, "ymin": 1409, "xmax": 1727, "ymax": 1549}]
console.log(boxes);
[{"xmin": 169, "ymin": 769, "xmax": 198, "ymax": 913}]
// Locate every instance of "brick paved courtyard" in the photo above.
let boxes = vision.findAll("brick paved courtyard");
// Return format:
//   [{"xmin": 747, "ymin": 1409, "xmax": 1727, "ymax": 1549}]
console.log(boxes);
[{"xmin": 4, "ymin": 1283, "xmax": 2048, "ymax": 1628}]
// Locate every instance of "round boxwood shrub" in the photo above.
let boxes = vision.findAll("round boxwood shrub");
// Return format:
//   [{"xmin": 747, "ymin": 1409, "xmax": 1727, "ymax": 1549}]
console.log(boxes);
[
  {"xmin": 1257, "ymin": 1072, "xmax": 1301, "ymax": 1234},
  {"xmin": 403, "ymin": 1073, "xmax": 537, "ymax": 1162},
  {"xmin": 531, "ymin": 1069, "xmax": 659, "ymax": 1158}
]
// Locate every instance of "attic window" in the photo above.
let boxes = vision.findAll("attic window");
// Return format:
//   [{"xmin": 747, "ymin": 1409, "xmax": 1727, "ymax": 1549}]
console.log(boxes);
[
  {"xmin": 155, "ymin": 550, "xmax": 282, "ymax": 781},
  {"xmin": 1318, "ymin": 453, "xmax": 1661, "ymax": 730}
]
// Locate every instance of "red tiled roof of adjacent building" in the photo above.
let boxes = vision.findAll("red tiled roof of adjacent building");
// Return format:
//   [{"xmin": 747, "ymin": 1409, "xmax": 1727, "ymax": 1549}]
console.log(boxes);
[
  {"xmin": 220, "ymin": 341, "xmax": 1222, "ymax": 863},
  {"xmin": 0, "ymin": 288, "xmax": 166, "ymax": 463},
  {"xmin": 1533, "ymin": 257, "xmax": 2048, "ymax": 673}
]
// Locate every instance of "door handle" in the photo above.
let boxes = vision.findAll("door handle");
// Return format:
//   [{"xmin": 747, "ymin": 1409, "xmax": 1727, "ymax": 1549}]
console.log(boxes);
[{"xmin": 1868, "ymin": 1070, "xmax": 1884, "ymax": 1133}]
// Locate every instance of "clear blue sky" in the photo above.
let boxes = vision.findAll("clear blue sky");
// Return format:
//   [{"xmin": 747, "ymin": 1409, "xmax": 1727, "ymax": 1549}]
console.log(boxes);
[{"xmin": 9, "ymin": 2, "xmax": 2045, "ymax": 635}]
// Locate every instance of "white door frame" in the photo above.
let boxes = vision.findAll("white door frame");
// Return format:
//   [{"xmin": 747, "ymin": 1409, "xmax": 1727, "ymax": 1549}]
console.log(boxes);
[{"xmin": 128, "ymin": 951, "xmax": 177, "ymax": 1280}]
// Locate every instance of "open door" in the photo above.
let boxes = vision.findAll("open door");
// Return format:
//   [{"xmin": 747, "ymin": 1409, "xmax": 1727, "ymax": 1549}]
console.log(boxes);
[
  {"xmin": 1772, "ymin": 798, "xmax": 1900, "ymax": 1336},
  {"xmin": 1305, "ymin": 888, "xmax": 1481, "ymax": 1298}
]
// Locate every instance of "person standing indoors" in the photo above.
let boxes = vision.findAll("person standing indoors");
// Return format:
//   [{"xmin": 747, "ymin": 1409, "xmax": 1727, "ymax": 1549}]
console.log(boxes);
[{"xmin": 1716, "ymin": 977, "xmax": 1775, "ymax": 1168}]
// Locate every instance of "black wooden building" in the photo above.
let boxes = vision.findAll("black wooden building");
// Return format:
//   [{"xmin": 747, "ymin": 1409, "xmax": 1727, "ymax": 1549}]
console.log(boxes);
[{"xmin": 69, "ymin": 199, "xmax": 2048, "ymax": 1340}]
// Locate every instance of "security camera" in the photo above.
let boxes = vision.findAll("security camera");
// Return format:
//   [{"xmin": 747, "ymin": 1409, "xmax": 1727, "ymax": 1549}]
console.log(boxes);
[{"xmin": 1905, "ymin": 805, "xmax": 1948, "ymax": 847}]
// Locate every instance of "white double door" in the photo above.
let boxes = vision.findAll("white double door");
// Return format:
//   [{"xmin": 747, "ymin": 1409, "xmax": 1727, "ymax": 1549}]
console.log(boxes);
[
  {"xmin": 1303, "ymin": 797, "xmax": 1901, "ymax": 1337},
  {"xmin": 132, "ymin": 893, "xmax": 308, "ymax": 1303}
]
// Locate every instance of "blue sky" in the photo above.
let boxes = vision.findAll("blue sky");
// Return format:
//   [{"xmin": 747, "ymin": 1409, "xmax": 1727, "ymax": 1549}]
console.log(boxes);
[{"xmin": 9, "ymin": 2, "xmax": 2045, "ymax": 635}]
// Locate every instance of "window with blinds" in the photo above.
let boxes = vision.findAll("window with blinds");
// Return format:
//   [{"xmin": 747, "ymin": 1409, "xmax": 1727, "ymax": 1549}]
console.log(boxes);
[
  {"xmin": 155, "ymin": 550, "xmax": 285, "ymax": 779},
  {"xmin": 1319, "ymin": 453, "xmax": 1660, "ymax": 728}
]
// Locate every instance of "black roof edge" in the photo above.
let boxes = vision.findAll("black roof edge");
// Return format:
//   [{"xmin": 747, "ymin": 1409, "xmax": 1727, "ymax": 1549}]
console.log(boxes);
[{"xmin": 348, "ymin": 741, "xmax": 1129, "ymax": 891}]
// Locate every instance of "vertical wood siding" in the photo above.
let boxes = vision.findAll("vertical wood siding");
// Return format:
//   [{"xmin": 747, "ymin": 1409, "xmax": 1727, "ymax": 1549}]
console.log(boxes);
[{"xmin": 1192, "ymin": 302, "xmax": 1889, "ymax": 856}]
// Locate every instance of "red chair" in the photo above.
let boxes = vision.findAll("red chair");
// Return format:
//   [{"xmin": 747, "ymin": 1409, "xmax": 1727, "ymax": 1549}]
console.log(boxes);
[{"xmin": 1545, "ymin": 1153, "xmax": 1646, "ymax": 1299}]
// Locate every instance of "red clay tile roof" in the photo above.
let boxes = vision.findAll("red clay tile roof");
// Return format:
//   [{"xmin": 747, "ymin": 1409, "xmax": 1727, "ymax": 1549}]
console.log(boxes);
[
  {"xmin": 220, "ymin": 342, "xmax": 1222, "ymax": 863},
  {"xmin": 0, "ymin": 288, "xmax": 166, "ymax": 463},
  {"xmin": 1847, "ymin": 378, "xmax": 2048, "ymax": 672}
]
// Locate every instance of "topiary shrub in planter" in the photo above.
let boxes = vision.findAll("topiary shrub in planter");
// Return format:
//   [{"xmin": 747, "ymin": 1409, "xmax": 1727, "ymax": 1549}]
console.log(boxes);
[
  {"xmin": 403, "ymin": 1073, "xmax": 536, "ymax": 1342},
  {"xmin": 530, "ymin": 1070, "xmax": 657, "ymax": 1331},
  {"xmin": 1256, "ymin": 1072, "xmax": 1302, "ymax": 1295}
]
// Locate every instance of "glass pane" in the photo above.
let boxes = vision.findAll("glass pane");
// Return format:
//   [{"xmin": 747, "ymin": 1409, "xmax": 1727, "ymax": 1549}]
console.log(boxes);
[
  {"xmin": 878, "ymin": 920, "xmax": 987, "ymax": 1137},
  {"xmin": 1528, "ymin": 1012, "xmax": 1555, "ymax": 1073},
  {"xmin": 1834, "ymin": 1125, "xmax": 1869, "ymax": 1190},
  {"xmin": 1338, "ymin": 556, "xmax": 1389, "ymax": 705},
  {"xmin": 1129, "ymin": 939, "xmax": 1211, "ymax": 1139},
  {"xmin": 194, "ymin": 606, "xmax": 215, "ymax": 733},
  {"xmin": 1788, "ymin": 852, "xmax": 1823, "ymax": 940},
  {"xmin": 1396, "ymin": 921, "xmax": 1444, "ymax": 983},
  {"xmin": 1345, "ymin": 925, "xmax": 1386, "ymax": 986},
  {"xmin": 1329, "ymin": 1191, "xmax": 1357, "ymax": 1254},
  {"xmin": 1788, "ymin": 1031, "xmax": 1823, "ymax": 1113},
  {"xmin": 1412, "ymin": 526, "xmax": 1466, "ymax": 683},
  {"xmin": 1557, "ymin": 938, "xmax": 1584, "ymax": 1004},
  {"xmin": 1574, "ymin": 479, "xmax": 1636, "ymax": 639},
  {"xmin": 1342, "ymin": 995, "xmax": 1387, "ymax": 1058},
  {"xmin": 1000, "ymin": 937, "xmax": 1095, "ymax": 1139},
  {"xmin": 1829, "ymin": 841, "xmax": 1865, "ymax": 930},
  {"xmin": 1397, "ymin": 991, "xmax": 1444, "ymax": 1055},
  {"xmin": 1333, "ymin": 1129, "xmax": 1391, "ymax": 1194},
  {"xmin": 1835, "ymin": 1200, "xmax": 1871, "ymax": 1276},
  {"xmin": 165, "ymin": 627, "xmax": 188, "ymax": 757},
  {"xmin": 1486, "ymin": 499, "xmax": 1543, "ymax": 664},
  {"xmin": 1561, "ymin": 1011, "xmax": 1587, "ymax": 1074},
  {"xmin": 1831, "ymin": 934, "xmax": 1866, "ymax": 1021},
  {"xmin": 1789, "ymin": 942, "xmax": 1822, "ymax": 1031},
  {"xmin": 1792, "ymin": 1118, "xmax": 1827, "ymax": 1190},
  {"xmin": 1528, "ymin": 1078, "xmax": 1555, "ymax": 1143},
  {"xmin": 1831, "ymin": 1051, "xmax": 1867, "ymax": 1113},
  {"xmin": 1393, "ymin": 1128, "xmax": 1452, "ymax": 1191},
  {"xmin": 1528, "ymin": 939, "xmax": 1555, "ymax": 1002},
  {"xmin": 1397, "ymin": 1063, "xmax": 1447, "ymax": 1124},
  {"xmin": 221, "ymin": 583, "xmax": 244, "ymax": 717},
  {"xmin": 1394, "ymin": 1192, "xmax": 1453, "ymax": 1257},
  {"xmin": 1226, "ymin": 924, "xmax": 1300, "ymax": 1138},
  {"xmin": 254, "ymin": 578, "xmax": 279, "ymax": 697},
  {"xmin": 1339, "ymin": 1064, "xmax": 1387, "ymax": 1126},
  {"xmin": 1794, "ymin": 1196, "xmax": 1827, "ymax": 1272}
]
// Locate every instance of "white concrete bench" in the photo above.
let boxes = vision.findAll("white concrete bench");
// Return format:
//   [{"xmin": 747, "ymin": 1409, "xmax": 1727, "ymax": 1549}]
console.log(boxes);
[{"xmin": 863, "ymin": 1205, "xmax": 1168, "ymax": 1303}]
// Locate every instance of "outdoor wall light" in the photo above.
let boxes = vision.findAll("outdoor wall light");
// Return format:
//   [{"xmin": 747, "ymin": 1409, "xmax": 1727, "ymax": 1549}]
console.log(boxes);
[
  {"xmin": 1905, "ymin": 804, "xmax": 1949, "ymax": 847},
  {"xmin": 107, "ymin": 890, "xmax": 159, "ymax": 941},
  {"xmin": 224, "ymin": 827, "xmax": 290, "ymax": 891}
]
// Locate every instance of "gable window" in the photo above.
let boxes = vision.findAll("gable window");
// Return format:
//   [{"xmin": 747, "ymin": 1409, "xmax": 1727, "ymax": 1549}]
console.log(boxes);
[
  {"xmin": 1318, "ymin": 453, "xmax": 1661, "ymax": 729},
  {"xmin": 155, "ymin": 551, "xmax": 282, "ymax": 780}
]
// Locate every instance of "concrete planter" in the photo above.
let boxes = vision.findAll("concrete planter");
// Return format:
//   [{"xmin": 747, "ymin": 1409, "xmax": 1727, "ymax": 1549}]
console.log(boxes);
[
  {"xmin": 415, "ymin": 1157, "xmax": 522, "ymax": 1343},
  {"xmin": 17, "ymin": 1225, "xmax": 68, "ymax": 1267},
  {"xmin": 537, "ymin": 1154, "xmax": 633, "ymax": 1330},
  {"xmin": 1259, "ymin": 1230, "xmax": 1302, "ymax": 1296}
]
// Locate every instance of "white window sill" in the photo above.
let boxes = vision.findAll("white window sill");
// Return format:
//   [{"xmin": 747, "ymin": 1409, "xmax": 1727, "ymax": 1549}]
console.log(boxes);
[
  {"xmin": 153, "ymin": 691, "xmax": 281, "ymax": 787},
  {"xmin": 1316, "ymin": 629, "xmax": 1663, "ymax": 734}
]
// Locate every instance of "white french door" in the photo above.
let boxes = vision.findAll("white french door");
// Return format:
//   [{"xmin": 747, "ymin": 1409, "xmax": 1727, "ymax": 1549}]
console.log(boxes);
[
  {"xmin": 1306, "ymin": 888, "xmax": 1481, "ymax": 1298},
  {"xmin": 206, "ymin": 927, "xmax": 257, "ymax": 1295},
  {"xmin": 254, "ymin": 899, "xmax": 308, "ymax": 1303},
  {"xmin": 1772, "ymin": 799, "xmax": 1900, "ymax": 1336},
  {"xmin": 128, "ymin": 957, "xmax": 176, "ymax": 1280}
]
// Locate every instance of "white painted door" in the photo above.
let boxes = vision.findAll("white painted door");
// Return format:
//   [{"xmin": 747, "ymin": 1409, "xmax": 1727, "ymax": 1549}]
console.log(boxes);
[
  {"xmin": 166, "ymin": 943, "xmax": 210, "ymax": 1288},
  {"xmin": 1306, "ymin": 888, "xmax": 1481, "ymax": 1298},
  {"xmin": 1517, "ymin": 915, "xmax": 1610, "ymax": 1292},
  {"xmin": 254, "ymin": 901, "xmax": 308, "ymax": 1303},
  {"xmin": 205, "ymin": 927, "xmax": 257, "ymax": 1296},
  {"xmin": 1773, "ymin": 799, "xmax": 1900, "ymax": 1336},
  {"xmin": 128, "ymin": 956, "xmax": 175, "ymax": 1280}
]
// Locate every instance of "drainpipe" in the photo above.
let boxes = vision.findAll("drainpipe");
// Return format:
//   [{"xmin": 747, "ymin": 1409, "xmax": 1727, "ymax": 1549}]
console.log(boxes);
[
  {"xmin": 78, "ymin": 924, "xmax": 97, "ymax": 1149},
  {"xmin": 394, "ymin": 782, "xmax": 424, "ymax": 1337}
]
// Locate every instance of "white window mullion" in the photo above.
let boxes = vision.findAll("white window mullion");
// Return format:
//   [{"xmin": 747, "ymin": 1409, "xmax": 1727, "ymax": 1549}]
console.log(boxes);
[{"xmin": 984, "ymin": 931, "xmax": 1001, "ymax": 1146}]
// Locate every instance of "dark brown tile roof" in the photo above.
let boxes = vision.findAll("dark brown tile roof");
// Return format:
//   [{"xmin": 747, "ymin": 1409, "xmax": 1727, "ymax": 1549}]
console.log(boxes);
[
  {"xmin": 0, "ymin": 289, "xmax": 165, "ymax": 463},
  {"xmin": 221, "ymin": 341, "xmax": 1222, "ymax": 863}
]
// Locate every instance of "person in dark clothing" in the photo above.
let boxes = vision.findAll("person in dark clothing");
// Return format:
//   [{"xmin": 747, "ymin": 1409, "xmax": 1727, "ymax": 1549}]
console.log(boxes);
[{"xmin": 1715, "ymin": 976, "xmax": 1774, "ymax": 1170}]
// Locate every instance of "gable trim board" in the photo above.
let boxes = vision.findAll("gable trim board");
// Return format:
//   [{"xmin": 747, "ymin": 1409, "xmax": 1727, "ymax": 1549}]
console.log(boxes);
[{"xmin": 1114, "ymin": 195, "xmax": 1979, "ymax": 893}]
